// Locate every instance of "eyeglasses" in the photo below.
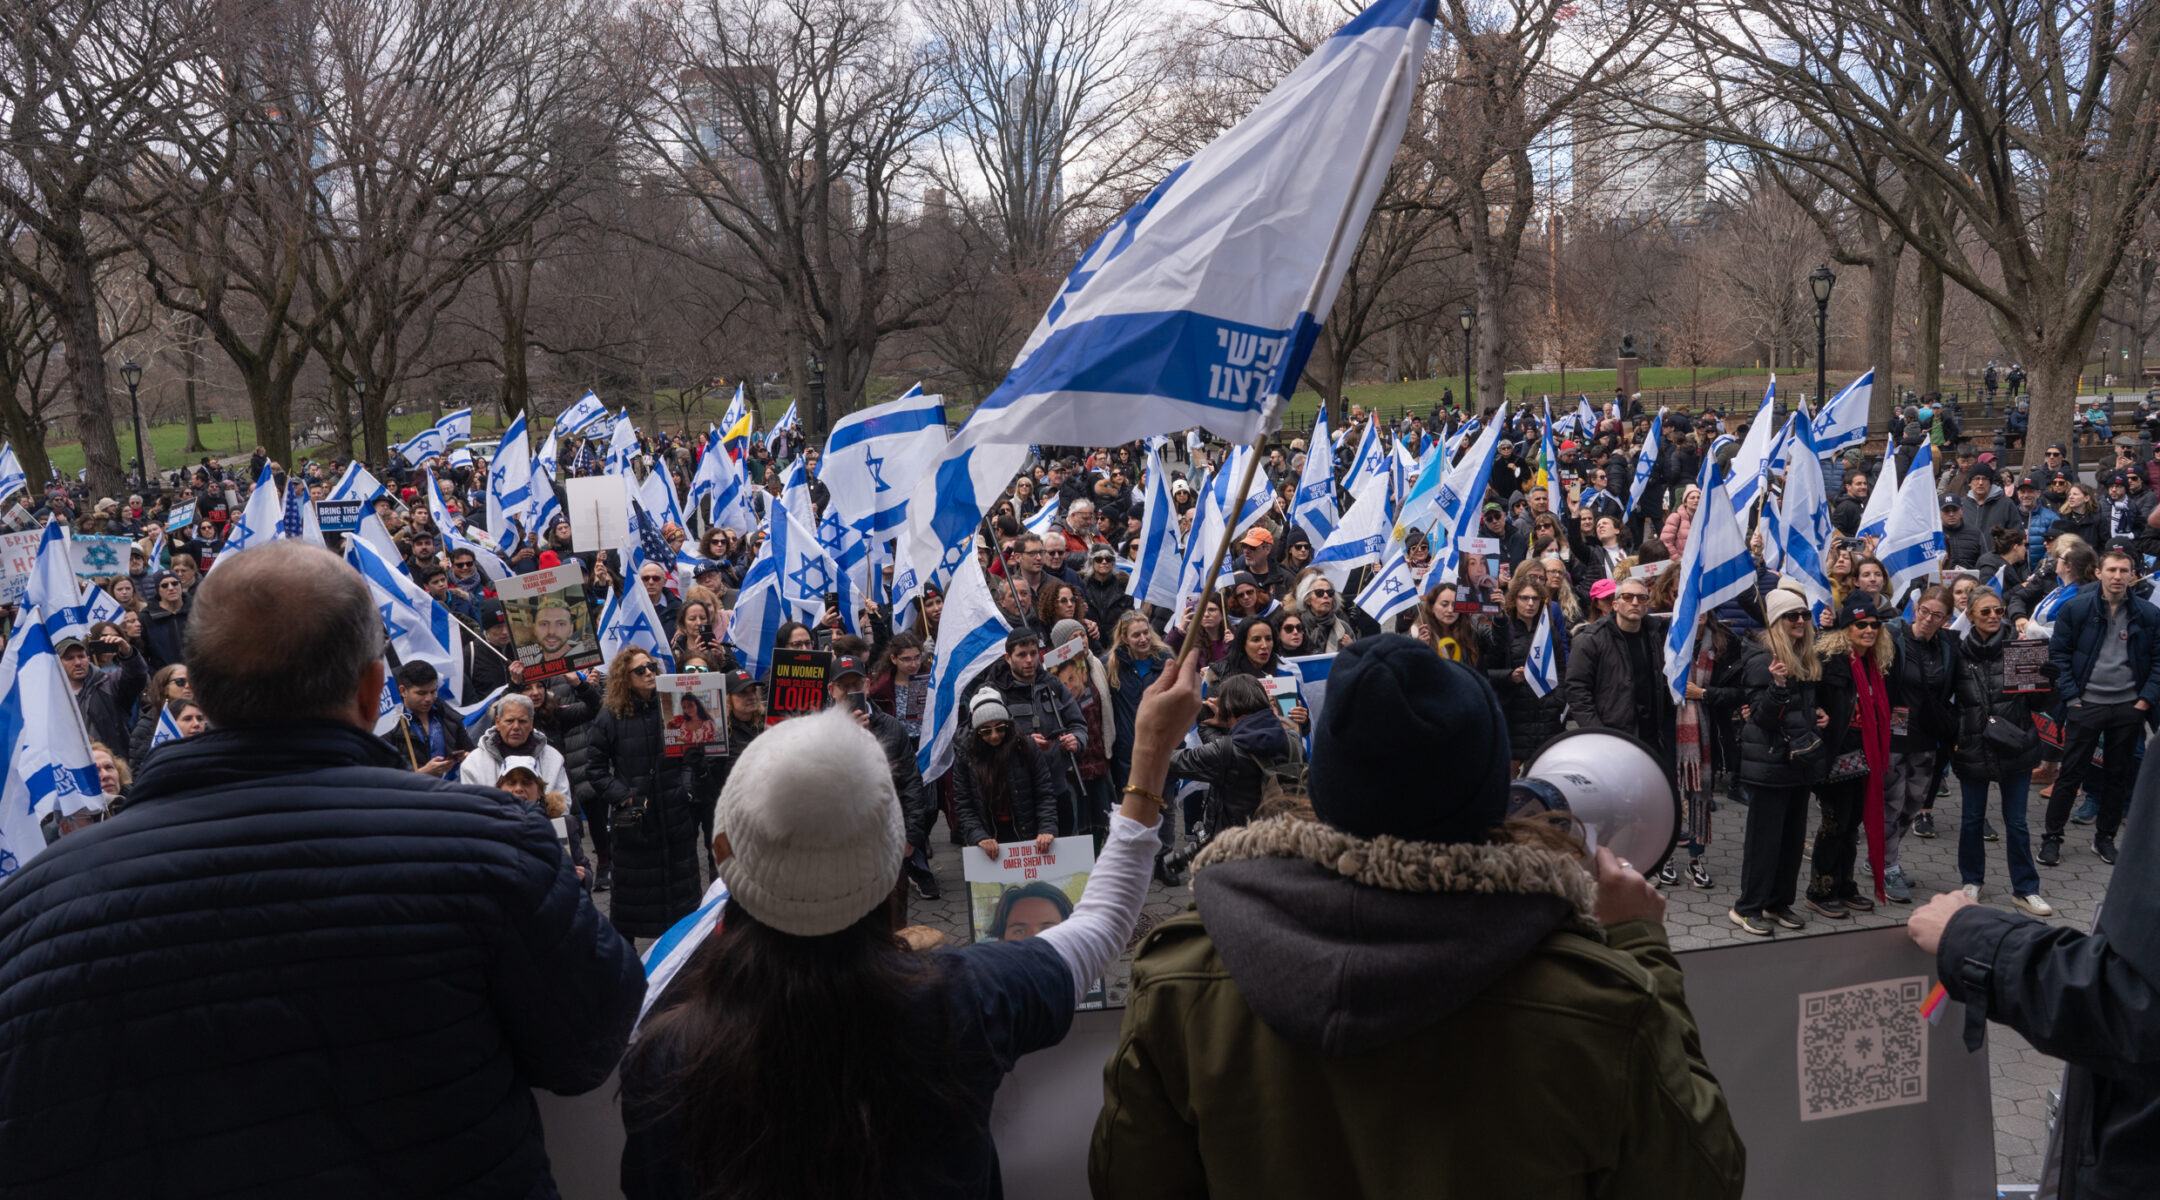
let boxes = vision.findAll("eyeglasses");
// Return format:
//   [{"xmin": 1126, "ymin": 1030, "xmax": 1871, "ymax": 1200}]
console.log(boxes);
[
  {"xmin": 1849, "ymin": 619, "xmax": 1883, "ymax": 630},
  {"xmin": 1615, "ymin": 592, "xmax": 1651, "ymax": 604},
  {"xmin": 1779, "ymin": 611, "xmax": 1808, "ymax": 623},
  {"xmin": 1279, "ymin": 623, "xmax": 1303, "ymax": 633},
  {"xmin": 630, "ymin": 664, "xmax": 660, "ymax": 677}
]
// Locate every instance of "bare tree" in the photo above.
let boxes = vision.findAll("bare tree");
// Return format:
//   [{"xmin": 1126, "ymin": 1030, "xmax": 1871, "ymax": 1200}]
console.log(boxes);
[{"xmin": 0, "ymin": 217, "xmax": 66, "ymax": 488}]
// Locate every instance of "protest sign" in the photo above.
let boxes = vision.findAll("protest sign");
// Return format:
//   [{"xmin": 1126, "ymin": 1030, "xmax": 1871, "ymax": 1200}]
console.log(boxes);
[
  {"xmin": 765, "ymin": 648, "xmax": 831, "ymax": 724},
  {"xmin": 1285, "ymin": 653, "xmax": 1334, "ymax": 729},
  {"xmin": 0, "ymin": 529, "xmax": 41, "ymax": 604},
  {"xmin": 963, "ymin": 835, "xmax": 1103, "ymax": 1008},
  {"xmin": 496, "ymin": 565, "xmax": 602, "ymax": 680},
  {"xmin": 1260, "ymin": 674, "xmax": 1299, "ymax": 719},
  {"xmin": 4, "ymin": 504, "xmax": 34, "ymax": 531},
  {"xmin": 315, "ymin": 498, "xmax": 366, "ymax": 533},
  {"xmin": 164, "ymin": 499, "xmax": 196, "ymax": 533},
  {"xmin": 656, "ymin": 673, "xmax": 727, "ymax": 758},
  {"xmin": 1043, "ymin": 635, "xmax": 1087, "ymax": 670},
  {"xmin": 565, "ymin": 476, "xmax": 628, "ymax": 552},
  {"xmin": 70, "ymin": 535, "xmax": 134, "ymax": 579},
  {"xmin": 2001, "ymin": 638, "xmax": 2050, "ymax": 694}
]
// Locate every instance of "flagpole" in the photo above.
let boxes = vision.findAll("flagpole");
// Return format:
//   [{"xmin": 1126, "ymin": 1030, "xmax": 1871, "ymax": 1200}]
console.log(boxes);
[{"xmin": 1172, "ymin": 434, "xmax": 1268, "ymax": 674}]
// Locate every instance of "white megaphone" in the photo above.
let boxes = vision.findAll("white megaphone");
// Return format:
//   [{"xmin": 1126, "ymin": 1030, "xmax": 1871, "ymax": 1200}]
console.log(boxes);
[{"xmin": 1507, "ymin": 727, "xmax": 1680, "ymax": 876}]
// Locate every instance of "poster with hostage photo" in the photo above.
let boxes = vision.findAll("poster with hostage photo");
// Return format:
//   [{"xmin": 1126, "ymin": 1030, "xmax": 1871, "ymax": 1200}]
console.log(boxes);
[
  {"xmin": 963, "ymin": 836, "xmax": 1106, "ymax": 1006},
  {"xmin": 655, "ymin": 673, "xmax": 728, "ymax": 758},
  {"xmin": 497, "ymin": 565, "xmax": 603, "ymax": 680}
]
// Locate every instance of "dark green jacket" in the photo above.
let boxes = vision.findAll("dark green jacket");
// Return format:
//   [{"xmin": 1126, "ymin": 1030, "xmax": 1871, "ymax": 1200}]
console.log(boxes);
[{"xmin": 1090, "ymin": 817, "xmax": 1745, "ymax": 1199}]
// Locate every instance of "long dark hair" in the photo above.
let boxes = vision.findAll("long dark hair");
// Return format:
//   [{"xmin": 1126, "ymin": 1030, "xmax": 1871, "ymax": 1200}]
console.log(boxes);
[
  {"xmin": 1219, "ymin": 614, "xmax": 1279, "ymax": 678},
  {"xmin": 968, "ymin": 718, "xmax": 1032, "ymax": 807},
  {"xmin": 626, "ymin": 904, "xmax": 972, "ymax": 1199}
]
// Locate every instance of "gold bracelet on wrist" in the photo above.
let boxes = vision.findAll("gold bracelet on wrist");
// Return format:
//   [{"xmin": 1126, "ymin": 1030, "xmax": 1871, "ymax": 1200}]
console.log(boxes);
[{"xmin": 1122, "ymin": 783, "xmax": 1168, "ymax": 808}]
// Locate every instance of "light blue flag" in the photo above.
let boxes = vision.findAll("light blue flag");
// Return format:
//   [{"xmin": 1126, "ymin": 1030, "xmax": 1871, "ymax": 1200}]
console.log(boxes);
[
  {"xmin": 1664, "ymin": 461, "xmax": 1758, "ymax": 702},
  {"xmin": 0, "ymin": 612, "xmax": 102, "ymax": 876},
  {"xmin": 597, "ymin": 583, "xmax": 675, "ymax": 674},
  {"xmin": 1354, "ymin": 537, "xmax": 1420, "ymax": 625},
  {"xmin": 434, "ymin": 407, "xmax": 472, "ymax": 445},
  {"xmin": 1524, "ymin": 606, "xmax": 1559, "ymax": 698},
  {"xmin": 1127, "ymin": 445, "xmax": 1184, "ymax": 611},
  {"xmin": 1626, "ymin": 410, "xmax": 1664, "ymax": 518},
  {"xmin": 1812, "ymin": 369, "xmax": 1874, "ymax": 457},
  {"xmin": 1396, "ymin": 400, "xmax": 1505, "ymax": 542},
  {"xmin": 1294, "ymin": 405, "xmax": 1338, "ymax": 541},
  {"xmin": 1878, "ymin": 441, "xmax": 1945, "ymax": 602},
  {"xmin": 1778, "ymin": 414, "xmax": 1837, "ymax": 618},
  {"xmin": 555, "ymin": 391, "xmax": 611, "ymax": 438},
  {"xmin": 914, "ymin": 547, "xmax": 1012, "ymax": 782},
  {"xmin": 0, "ymin": 443, "xmax": 25, "ymax": 502},
  {"xmin": 901, "ymin": 0, "xmax": 1436, "ymax": 622}
]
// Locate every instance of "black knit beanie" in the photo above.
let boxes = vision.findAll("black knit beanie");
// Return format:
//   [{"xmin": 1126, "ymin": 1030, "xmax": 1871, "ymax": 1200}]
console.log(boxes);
[{"xmin": 1308, "ymin": 633, "xmax": 1511, "ymax": 844}]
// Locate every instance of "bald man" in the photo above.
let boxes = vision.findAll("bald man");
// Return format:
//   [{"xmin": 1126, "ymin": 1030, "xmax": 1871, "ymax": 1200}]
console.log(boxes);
[{"xmin": 0, "ymin": 540, "xmax": 643, "ymax": 1196}]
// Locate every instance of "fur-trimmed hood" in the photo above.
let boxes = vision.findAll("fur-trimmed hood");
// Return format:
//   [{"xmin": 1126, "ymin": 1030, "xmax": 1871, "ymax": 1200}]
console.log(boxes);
[{"xmin": 1191, "ymin": 816, "xmax": 1600, "ymax": 1058}]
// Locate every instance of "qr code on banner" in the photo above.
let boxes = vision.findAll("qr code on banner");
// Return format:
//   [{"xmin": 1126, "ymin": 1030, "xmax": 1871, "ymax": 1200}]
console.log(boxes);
[{"xmin": 1797, "ymin": 975, "xmax": 1930, "ymax": 1121}]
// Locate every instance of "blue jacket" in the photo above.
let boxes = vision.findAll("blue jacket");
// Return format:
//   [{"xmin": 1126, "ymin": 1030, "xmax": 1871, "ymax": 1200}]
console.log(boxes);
[
  {"xmin": 0, "ymin": 721, "xmax": 645, "ymax": 1198},
  {"xmin": 2046, "ymin": 590, "xmax": 2160, "ymax": 709}
]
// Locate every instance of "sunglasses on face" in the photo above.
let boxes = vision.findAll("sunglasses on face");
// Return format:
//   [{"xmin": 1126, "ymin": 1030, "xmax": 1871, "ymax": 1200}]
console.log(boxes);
[
  {"xmin": 1849, "ymin": 619, "xmax": 1882, "ymax": 630},
  {"xmin": 1616, "ymin": 593, "xmax": 1650, "ymax": 603},
  {"xmin": 980, "ymin": 722, "xmax": 1012, "ymax": 738},
  {"xmin": 1279, "ymin": 623, "xmax": 1303, "ymax": 633},
  {"xmin": 631, "ymin": 664, "xmax": 659, "ymax": 677},
  {"xmin": 1779, "ymin": 611, "xmax": 1808, "ymax": 623},
  {"xmin": 1309, "ymin": 588, "xmax": 1334, "ymax": 598}
]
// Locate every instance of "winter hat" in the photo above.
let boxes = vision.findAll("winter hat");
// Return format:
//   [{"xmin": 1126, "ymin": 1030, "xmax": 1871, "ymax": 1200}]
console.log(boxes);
[
  {"xmin": 1307, "ymin": 633, "xmax": 1509, "ymax": 845},
  {"xmin": 1050, "ymin": 619, "xmax": 1087, "ymax": 648},
  {"xmin": 1763, "ymin": 586, "xmax": 1809, "ymax": 627},
  {"xmin": 714, "ymin": 707, "xmax": 904, "ymax": 937},
  {"xmin": 1835, "ymin": 591, "xmax": 1884, "ymax": 628},
  {"xmin": 969, "ymin": 686, "xmax": 1011, "ymax": 729}
]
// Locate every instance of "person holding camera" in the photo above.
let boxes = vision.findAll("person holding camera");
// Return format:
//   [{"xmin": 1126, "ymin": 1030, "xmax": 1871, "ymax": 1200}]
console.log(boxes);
[
  {"xmin": 1091, "ymin": 635, "xmax": 1742, "ymax": 1198},
  {"xmin": 58, "ymin": 628, "xmax": 147, "ymax": 755},
  {"xmin": 589, "ymin": 646, "xmax": 701, "ymax": 942}
]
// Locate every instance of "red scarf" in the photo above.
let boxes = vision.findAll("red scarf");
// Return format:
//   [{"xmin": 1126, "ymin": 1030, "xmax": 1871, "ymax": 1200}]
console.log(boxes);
[{"xmin": 1849, "ymin": 653, "xmax": 1892, "ymax": 901}]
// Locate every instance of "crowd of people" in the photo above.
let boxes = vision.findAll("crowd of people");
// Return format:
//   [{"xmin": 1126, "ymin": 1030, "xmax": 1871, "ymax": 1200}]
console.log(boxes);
[{"xmin": 1, "ymin": 385, "xmax": 2156, "ymax": 1199}]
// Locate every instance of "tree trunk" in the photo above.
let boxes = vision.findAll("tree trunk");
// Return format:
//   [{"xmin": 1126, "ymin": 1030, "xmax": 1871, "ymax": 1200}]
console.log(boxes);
[
  {"xmin": 2022, "ymin": 341, "xmax": 2091, "ymax": 457},
  {"xmin": 182, "ymin": 320, "xmax": 207, "ymax": 454},
  {"xmin": 0, "ymin": 373, "xmax": 51, "ymax": 493},
  {"xmin": 1863, "ymin": 240, "xmax": 1900, "ymax": 427},
  {"xmin": 59, "ymin": 253, "xmax": 125, "ymax": 498},
  {"xmin": 1916, "ymin": 255, "xmax": 1945, "ymax": 399},
  {"xmin": 330, "ymin": 378, "xmax": 355, "ymax": 458},
  {"xmin": 1474, "ymin": 260, "xmax": 1511, "ymax": 414},
  {"xmin": 243, "ymin": 369, "xmax": 294, "ymax": 471}
]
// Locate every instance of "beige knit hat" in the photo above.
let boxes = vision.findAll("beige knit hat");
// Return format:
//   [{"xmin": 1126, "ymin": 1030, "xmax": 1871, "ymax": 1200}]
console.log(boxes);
[{"xmin": 713, "ymin": 707, "xmax": 902, "ymax": 936}]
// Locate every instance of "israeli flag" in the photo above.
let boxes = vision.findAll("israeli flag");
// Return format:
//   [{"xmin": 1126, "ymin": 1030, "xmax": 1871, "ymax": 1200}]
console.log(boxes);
[
  {"xmin": 722, "ymin": 384, "xmax": 753, "ymax": 456},
  {"xmin": 208, "ymin": 462, "xmax": 288, "ymax": 572},
  {"xmin": 1725, "ymin": 377, "xmax": 1781, "ymax": 517},
  {"xmin": 900, "ymin": 0, "xmax": 1434, "ymax": 621},
  {"xmin": 914, "ymin": 545, "xmax": 1012, "ymax": 782},
  {"xmin": 1404, "ymin": 403, "xmax": 1507, "ymax": 585},
  {"xmin": 779, "ymin": 454, "xmax": 815, "ymax": 524},
  {"xmin": 536, "ymin": 425, "xmax": 561, "ymax": 480},
  {"xmin": 1626, "ymin": 410, "xmax": 1664, "ymax": 518},
  {"xmin": 326, "ymin": 460, "xmax": 388, "ymax": 506},
  {"xmin": 149, "ymin": 702, "xmax": 186, "ymax": 751},
  {"xmin": 0, "ymin": 610, "xmax": 103, "ymax": 876},
  {"xmin": 638, "ymin": 453, "xmax": 686, "ymax": 534},
  {"xmin": 1541, "ymin": 401, "xmax": 1565, "ymax": 517},
  {"xmin": 597, "ymin": 581, "xmax": 675, "ymax": 675},
  {"xmin": 821, "ymin": 383, "xmax": 949, "ymax": 552},
  {"xmin": 1127, "ymin": 445, "xmax": 1184, "ymax": 611},
  {"xmin": 487, "ymin": 412, "xmax": 536, "ymax": 554},
  {"xmin": 447, "ymin": 446, "xmax": 474, "ymax": 470},
  {"xmin": 1878, "ymin": 441, "xmax": 1946, "ymax": 602},
  {"xmin": 434, "ymin": 407, "xmax": 473, "ymax": 445},
  {"xmin": 1291, "ymin": 407, "xmax": 1340, "ymax": 542},
  {"xmin": 1777, "ymin": 413, "xmax": 1836, "ymax": 618},
  {"xmin": 765, "ymin": 399, "xmax": 800, "ymax": 455},
  {"xmin": 1313, "ymin": 469, "xmax": 1395, "ymax": 590},
  {"xmin": 395, "ymin": 425, "xmax": 447, "ymax": 463},
  {"xmin": 1576, "ymin": 395, "xmax": 1597, "ymax": 437},
  {"xmin": 729, "ymin": 494, "xmax": 834, "ymax": 682},
  {"xmin": 1344, "ymin": 415, "xmax": 1386, "ymax": 493},
  {"xmin": 607, "ymin": 414, "xmax": 640, "ymax": 477},
  {"xmin": 1022, "ymin": 492, "xmax": 1062, "ymax": 536},
  {"xmin": 1354, "ymin": 536, "xmax": 1420, "ymax": 625},
  {"xmin": 636, "ymin": 877, "xmax": 732, "ymax": 1032},
  {"xmin": 1664, "ymin": 461, "xmax": 1758, "ymax": 702},
  {"xmin": 1525, "ymin": 605, "xmax": 1559, "ymax": 698},
  {"xmin": 0, "ymin": 443, "xmax": 25, "ymax": 502},
  {"xmin": 554, "ymin": 391, "xmax": 612, "ymax": 438},
  {"xmin": 26, "ymin": 521, "xmax": 88, "ymax": 644},
  {"xmin": 346, "ymin": 529, "xmax": 465, "ymax": 702},
  {"xmin": 84, "ymin": 584, "xmax": 126, "ymax": 626},
  {"xmin": 422, "ymin": 468, "xmax": 513, "ymax": 581},
  {"xmin": 1856, "ymin": 450, "xmax": 1900, "ymax": 540},
  {"xmin": 688, "ymin": 429, "xmax": 756, "ymax": 535},
  {"xmin": 1813, "ymin": 369, "xmax": 1874, "ymax": 457}
]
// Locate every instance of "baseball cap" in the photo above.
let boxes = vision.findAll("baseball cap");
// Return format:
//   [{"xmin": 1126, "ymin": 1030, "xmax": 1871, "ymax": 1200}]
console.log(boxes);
[
  {"xmin": 723, "ymin": 670, "xmax": 761, "ymax": 696},
  {"xmin": 1589, "ymin": 579, "xmax": 1618, "ymax": 600},
  {"xmin": 1938, "ymin": 495, "xmax": 1961, "ymax": 511},
  {"xmin": 1242, "ymin": 527, "xmax": 1273, "ymax": 548},
  {"xmin": 830, "ymin": 656, "xmax": 868, "ymax": 683}
]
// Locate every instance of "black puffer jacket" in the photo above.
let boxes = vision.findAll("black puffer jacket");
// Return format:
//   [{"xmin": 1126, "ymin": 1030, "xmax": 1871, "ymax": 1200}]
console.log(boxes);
[
  {"xmin": 546, "ymin": 676, "xmax": 603, "ymax": 825},
  {"xmin": 952, "ymin": 734, "xmax": 1060, "ymax": 846},
  {"xmin": 1483, "ymin": 611, "xmax": 1567, "ymax": 761},
  {"xmin": 0, "ymin": 722, "xmax": 644, "ymax": 1197},
  {"xmin": 1167, "ymin": 710, "xmax": 1301, "ymax": 829},
  {"xmin": 1951, "ymin": 627, "xmax": 2048, "ymax": 781},
  {"xmin": 864, "ymin": 708, "xmax": 935, "ymax": 853},
  {"xmin": 77, "ymin": 651, "xmax": 149, "ymax": 758},
  {"xmin": 1735, "ymin": 649, "xmax": 1827, "ymax": 788},
  {"xmin": 1887, "ymin": 621, "xmax": 1960, "ymax": 749},
  {"xmin": 139, "ymin": 602, "xmax": 189, "ymax": 671},
  {"xmin": 587, "ymin": 696, "xmax": 697, "ymax": 939}
]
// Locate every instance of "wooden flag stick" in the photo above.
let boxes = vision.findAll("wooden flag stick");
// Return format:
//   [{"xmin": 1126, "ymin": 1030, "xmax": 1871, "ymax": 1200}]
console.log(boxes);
[{"xmin": 1171, "ymin": 432, "xmax": 1270, "ymax": 674}]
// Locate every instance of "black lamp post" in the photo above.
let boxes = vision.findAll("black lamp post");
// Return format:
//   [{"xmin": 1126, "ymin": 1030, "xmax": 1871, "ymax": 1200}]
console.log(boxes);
[
  {"xmin": 807, "ymin": 353, "xmax": 827, "ymax": 444},
  {"xmin": 120, "ymin": 359, "xmax": 150, "ymax": 496},
  {"xmin": 1810, "ymin": 265, "xmax": 1836, "ymax": 421},
  {"xmin": 352, "ymin": 375, "xmax": 366, "ymax": 461},
  {"xmin": 1458, "ymin": 306, "xmax": 1476, "ymax": 412}
]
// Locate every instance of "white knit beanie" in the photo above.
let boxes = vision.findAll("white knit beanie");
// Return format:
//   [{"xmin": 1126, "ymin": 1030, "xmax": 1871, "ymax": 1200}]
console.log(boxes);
[{"xmin": 713, "ymin": 707, "xmax": 903, "ymax": 937}]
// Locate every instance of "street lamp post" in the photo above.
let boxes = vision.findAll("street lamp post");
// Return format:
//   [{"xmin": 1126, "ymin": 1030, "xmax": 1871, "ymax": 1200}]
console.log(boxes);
[
  {"xmin": 353, "ymin": 375, "xmax": 367, "ymax": 461},
  {"xmin": 1810, "ymin": 265, "xmax": 1836, "ymax": 425},
  {"xmin": 1459, "ymin": 306, "xmax": 1476, "ymax": 413},
  {"xmin": 807, "ymin": 354, "xmax": 827, "ymax": 444},
  {"xmin": 120, "ymin": 360, "xmax": 150, "ymax": 497}
]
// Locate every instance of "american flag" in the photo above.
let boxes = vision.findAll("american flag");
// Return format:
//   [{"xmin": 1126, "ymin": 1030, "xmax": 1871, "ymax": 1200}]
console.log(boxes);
[{"xmin": 279, "ymin": 478, "xmax": 308, "ymax": 538}]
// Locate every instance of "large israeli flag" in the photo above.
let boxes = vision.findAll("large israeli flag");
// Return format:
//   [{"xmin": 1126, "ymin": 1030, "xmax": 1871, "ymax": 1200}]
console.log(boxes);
[
  {"xmin": 0, "ymin": 443, "xmax": 26, "ymax": 502},
  {"xmin": 729, "ymin": 493, "xmax": 835, "ymax": 682},
  {"xmin": 1812, "ymin": 369, "xmax": 1874, "ymax": 457},
  {"xmin": 1626, "ymin": 410, "xmax": 1664, "ymax": 518},
  {"xmin": 914, "ymin": 546, "xmax": 1012, "ymax": 783},
  {"xmin": 1725, "ymin": 378, "xmax": 1779, "ymax": 516},
  {"xmin": 1126, "ymin": 445, "xmax": 1184, "ymax": 610},
  {"xmin": 208, "ymin": 462, "xmax": 287, "ymax": 573},
  {"xmin": 822, "ymin": 384, "xmax": 949, "ymax": 552},
  {"xmin": 899, "ymin": 0, "xmax": 1435, "ymax": 614},
  {"xmin": 435, "ymin": 407, "xmax": 472, "ymax": 445},
  {"xmin": 326, "ymin": 460, "xmax": 388, "ymax": 506},
  {"xmin": 1313, "ymin": 469, "xmax": 1394, "ymax": 590},
  {"xmin": 395, "ymin": 425, "xmax": 448, "ymax": 463},
  {"xmin": 422, "ymin": 468, "xmax": 513, "ymax": 581},
  {"xmin": 1856, "ymin": 450, "xmax": 1900, "ymax": 540},
  {"xmin": 1664, "ymin": 461, "xmax": 1757, "ymax": 702},
  {"xmin": 1354, "ymin": 536, "xmax": 1420, "ymax": 625},
  {"xmin": 25, "ymin": 521, "xmax": 87, "ymax": 644},
  {"xmin": 688, "ymin": 429, "xmax": 756, "ymax": 535},
  {"xmin": 597, "ymin": 582, "xmax": 675, "ymax": 673},
  {"xmin": 1778, "ymin": 414, "xmax": 1836, "ymax": 618},
  {"xmin": 1293, "ymin": 404, "xmax": 1339, "ymax": 540},
  {"xmin": 1524, "ymin": 606, "xmax": 1559, "ymax": 698},
  {"xmin": 554, "ymin": 391, "xmax": 611, "ymax": 438},
  {"xmin": 487, "ymin": 412, "xmax": 536, "ymax": 553},
  {"xmin": 0, "ymin": 611, "xmax": 102, "ymax": 877},
  {"xmin": 638, "ymin": 453, "xmax": 686, "ymax": 533},
  {"xmin": 346, "ymin": 529, "xmax": 464, "ymax": 701},
  {"xmin": 1878, "ymin": 441, "xmax": 1946, "ymax": 602}
]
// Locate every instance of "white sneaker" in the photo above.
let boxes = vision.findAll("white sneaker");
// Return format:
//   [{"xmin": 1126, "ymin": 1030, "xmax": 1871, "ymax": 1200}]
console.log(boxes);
[
  {"xmin": 1962, "ymin": 884, "xmax": 1982, "ymax": 902},
  {"xmin": 2013, "ymin": 893, "xmax": 2055, "ymax": 917}
]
